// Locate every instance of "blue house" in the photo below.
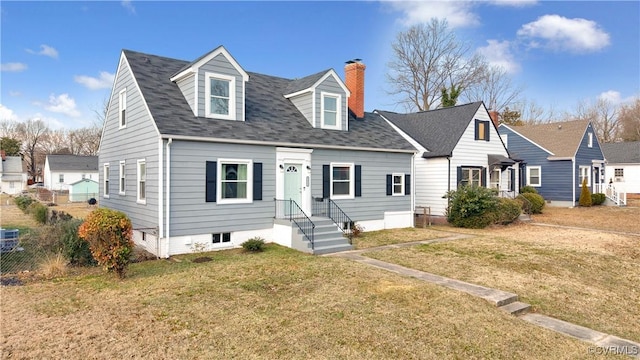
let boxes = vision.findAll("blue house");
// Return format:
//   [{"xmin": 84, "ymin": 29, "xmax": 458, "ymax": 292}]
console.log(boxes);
[
  {"xmin": 498, "ymin": 120, "xmax": 605, "ymax": 206},
  {"xmin": 99, "ymin": 46, "xmax": 415, "ymax": 257}
]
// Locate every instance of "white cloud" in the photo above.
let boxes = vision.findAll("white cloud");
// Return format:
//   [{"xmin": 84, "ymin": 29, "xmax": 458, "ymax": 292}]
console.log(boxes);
[
  {"xmin": 26, "ymin": 44, "xmax": 59, "ymax": 59},
  {"xmin": 9, "ymin": 91, "xmax": 21, "ymax": 97},
  {"xmin": 122, "ymin": 0, "xmax": 136, "ymax": 14},
  {"xmin": 598, "ymin": 90, "xmax": 621, "ymax": 104},
  {"xmin": 517, "ymin": 14, "xmax": 610, "ymax": 53},
  {"xmin": 1, "ymin": 62, "xmax": 28, "ymax": 72},
  {"xmin": 477, "ymin": 39, "xmax": 520, "ymax": 73},
  {"xmin": 44, "ymin": 94, "xmax": 81, "ymax": 117},
  {"xmin": 0, "ymin": 104, "xmax": 18, "ymax": 121},
  {"xmin": 489, "ymin": 0, "xmax": 537, "ymax": 7},
  {"xmin": 384, "ymin": 0, "xmax": 479, "ymax": 28},
  {"xmin": 74, "ymin": 71, "xmax": 115, "ymax": 90}
]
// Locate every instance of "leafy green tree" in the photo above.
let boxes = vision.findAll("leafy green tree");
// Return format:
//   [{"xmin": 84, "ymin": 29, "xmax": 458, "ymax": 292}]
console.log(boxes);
[
  {"xmin": 0, "ymin": 137, "xmax": 21, "ymax": 156},
  {"xmin": 441, "ymin": 85, "xmax": 461, "ymax": 107}
]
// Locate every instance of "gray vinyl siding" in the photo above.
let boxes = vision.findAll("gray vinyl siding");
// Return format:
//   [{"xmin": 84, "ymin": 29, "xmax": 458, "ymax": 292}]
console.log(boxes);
[
  {"xmin": 312, "ymin": 149, "xmax": 412, "ymax": 221},
  {"xmin": 100, "ymin": 55, "xmax": 160, "ymax": 231},
  {"xmin": 176, "ymin": 73, "xmax": 195, "ymax": 115},
  {"xmin": 197, "ymin": 53, "xmax": 244, "ymax": 120},
  {"xmin": 289, "ymin": 93, "xmax": 314, "ymax": 126},
  {"xmin": 315, "ymin": 76, "xmax": 348, "ymax": 130},
  {"xmin": 168, "ymin": 141, "xmax": 276, "ymax": 236}
]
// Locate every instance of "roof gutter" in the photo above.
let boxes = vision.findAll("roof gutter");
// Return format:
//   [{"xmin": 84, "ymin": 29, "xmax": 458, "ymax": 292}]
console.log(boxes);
[{"xmin": 159, "ymin": 134, "xmax": 415, "ymax": 154}]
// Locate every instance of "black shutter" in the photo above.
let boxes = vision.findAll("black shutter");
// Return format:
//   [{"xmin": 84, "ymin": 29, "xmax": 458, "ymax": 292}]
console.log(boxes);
[
  {"xmin": 405, "ymin": 174, "xmax": 411, "ymax": 195},
  {"xmin": 481, "ymin": 167, "xmax": 487, "ymax": 187},
  {"xmin": 355, "ymin": 165, "xmax": 362, "ymax": 197},
  {"xmin": 253, "ymin": 162, "xmax": 262, "ymax": 201},
  {"xmin": 474, "ymin": 120, "xmax": 479, "ymax": 140},
  {"xmin": 322, "ymin": 165, "xmax": 330, "ymax": 199},
  {"xmin": 510, "ymin": 168, "xmax": 515, "ymax": 192},
  {"xmin": 386, "ymin": 174, "xmax": 392, "ymax": 196},
  {"xmin": 456, "ymin": 167, "xmax": 463, "ymax": 186},
  {"xmin": 206, "ymin": 161, "xmax": 217, "ymax": 202},
  {"xmin": 485, "ymin": 121, "xmax": 490, "ymax": 141}
]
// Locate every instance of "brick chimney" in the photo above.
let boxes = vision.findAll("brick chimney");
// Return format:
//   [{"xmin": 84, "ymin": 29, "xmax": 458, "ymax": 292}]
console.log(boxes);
[
  {"xmin": 489, "ymin": 110, "xmax": 499, "ymax": 128},
  {"xmin": 1, "ymin": 150, "xmax": 6, "ymax": 161},
  {"xmin": 345, "ymin": 59, "xmax": 366, "ymax": 119}
]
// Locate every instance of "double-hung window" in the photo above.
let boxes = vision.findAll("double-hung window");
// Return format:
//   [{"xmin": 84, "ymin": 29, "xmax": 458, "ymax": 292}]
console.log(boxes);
[
  {"xmin": 103, "ymin": 164, "xmax": 110, "ymax": 197},
  {"xmin": 330, "ymin": 163, "xmax": 354, "ymax": 199},
  {"xmin": 137, "ymin": 159, "xmax": 146, "ymax": 204},
  {"xmin": 119, "ymin": 89, "xmax": 127, "ymax": 128},
  {"xmin": 205, "ymin": 73, "xmax": 235, "ymax": 120},
  {"xmin": 392, "ymin": 173, "xmax": 404, "ymax": 195},
  {"xmin": 219, "ymin": 160, "xmax": 252, "ymax": 203},
  {"xmin": 460, "ymin": 167, "xmax": 482, "ymax": 187},
  {"xmin": 527, "ymin": 166, "xmax": 541, "ymax": 187},
  {"xmin": 475, "ymin": 120, "xmax": 490, "ymax": 141},
  {"xmin": 579, "ymin": 166, "xmax": 591, "ymax": 186},
  {"xmin": 321, "ymin": 92, "xmax": 341, "ymax": 130},
  {"xmin": 614, "ymin": 168, "xmax": 624, "ymax": 181},
  {"xmin": 588, "ymin": 133, "xmax": 593, "ymax": 148},
  {"xmin": 119, "ymin": 161, "xmax": 126, "ymax": 195},
  {"xmin": 59, "ymin": 174, "xmax": 64, "ymax": 183}
]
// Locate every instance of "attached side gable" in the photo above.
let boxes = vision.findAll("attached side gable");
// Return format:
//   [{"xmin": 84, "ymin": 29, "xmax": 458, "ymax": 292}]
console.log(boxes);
[{"xmin": 498, "ymin": 124, "xmax": 554, "ymax": 156}]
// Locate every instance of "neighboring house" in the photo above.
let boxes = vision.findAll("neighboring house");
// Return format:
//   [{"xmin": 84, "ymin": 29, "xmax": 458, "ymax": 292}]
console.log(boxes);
[
  {"xmin": 69, "ymin": 179, "xmax": 99, "ymax": 202},
  {"xmin": 498, "ymin": 120, "xmax": 605, "ymax": 206},
  {"xmin": 377, "ymin": 102, "xmax": 519, "ymax": 217},
  {"xmin": 44, "ymin": 155, "xmax": 99, "ymax": 191},
  {"xmin": 602, "ymin": 141, "xmax": 640, "ymax": 195},
  {"xmin": 99, "ymin": 46, "xmax": 415, "ymax": 257},
  {"xmin": 0, "ymin": 151, "xmax": 27, "ymax": 195}
]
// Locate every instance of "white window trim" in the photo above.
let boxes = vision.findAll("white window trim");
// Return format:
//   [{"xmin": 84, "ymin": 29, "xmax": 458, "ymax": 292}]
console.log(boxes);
[
  {"xmin": 392, "ymin": 173, "xmax": 405, "ymax": 196},
  {"xmin": 588, "ymin": 132, "xmax": 593, "ymax": 148},
  {"xmin": 527, "ymin": 166, "xmax": 541, "ymax": 187},
  {"xmin": 103, "ymin": 163, "xmax": 110, "ymax": 198},
  {"xmin": 330, "ymin": 162, "xmax": 354, "ymax": 200},
  {"xmin": 119, "ymin": 160, "xmax": 126, "ymax": 195},
  {"xmin": 119, "ymin": 88, "xmax": 127, "ymax": 129},
  {"xmin": 204, "ymin": 72, "xmax": 236, "ymax": 120},
  {"xmin": 217, "ymin": 159, "xmax": 253, "ymax": 204},
  {"xmin": 320, "ymin": 92, "xmax": 342, "ymax": 130},
  {"xmin": 137, "ymin": 159, "xmax": 146, "ymax": 204},
  {"xmin": 579, "ymin": 166, "xmax": 591, "ymax": 187},
  {"xmin": 490, "ymin": 168, "xmax": 501, "ymax": 190}
]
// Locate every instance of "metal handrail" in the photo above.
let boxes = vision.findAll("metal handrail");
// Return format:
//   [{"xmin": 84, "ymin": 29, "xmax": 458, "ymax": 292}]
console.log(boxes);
[
  {"xmin": 275, "ymin": 199, "xmax": 315, "ymax": 250},
  {"xmin": 313, "ymin": 197, "xmax": 354, "ymax": 243}
]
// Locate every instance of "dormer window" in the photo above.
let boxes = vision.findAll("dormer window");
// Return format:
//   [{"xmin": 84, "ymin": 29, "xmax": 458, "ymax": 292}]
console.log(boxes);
[
  {"xmin": 321, "ymin": 92, "xmax": 341, "ymax": 130},
  {"xmin": 205, "ymin": 73, "xmax": 236, "ymax": 120}
]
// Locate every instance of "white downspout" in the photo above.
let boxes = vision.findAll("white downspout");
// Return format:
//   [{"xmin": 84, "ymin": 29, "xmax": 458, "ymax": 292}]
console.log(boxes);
[
  {"xmin": 157, "ymin": 139, "xmax": 163, "ymax": 259},
  {"xmin": 166, "ymin": 138, "xmax": 173, "ymax": 258},
  {"xmin": 572, "ymin": 157, "xmax": 576, "ymax": 207},
  {"xmin": 411, "ymin": 152, "xmax": 416, "ymax": 227}
]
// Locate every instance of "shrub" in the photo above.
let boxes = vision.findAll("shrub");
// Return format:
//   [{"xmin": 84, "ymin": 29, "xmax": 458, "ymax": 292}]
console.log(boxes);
[
  {"xmin": 519, "ymin": 185, "xmax": 538, "ymax": 194},
  {"xmin": 446, "ymin": 185, "xmax": 499, "ymax": 229},
  {"xmin": 578, "ymin": 178, "xmax": 592, "ymax": 207},
  {"xmin": 29, "ymin": 202, "xmax": 49, "ymax": 224},
  {"xmin": 78, "ymin": 208, "xmax": 134, "ymax": 279},
  {"xmin": 39, "ymin": 252, "xmax": 67, "ymax": 279},
  {"xmin": 14, "ymin": 195, "xmax": 34, "ymax": 212},
  {"xmin": 518, "ymin": 193, "xmax": 545, "ymax": 214},
  {"xmin": 241, "ymin": 237, "xmax": 265, "ymax": 252},
  {"xmin": 489, "ymin": 198, "xmax": 522, "ymax": 225},
  {"xmin": 60, "ymin": 219, "xmax": 96, "ymax": 266},
  {"xmin": 591, "ymin": 193, "xmax": 606, "ymax": 205},
  {"xmin": 350, "ymin": 222, "xmax": 364, "ymax": 238}
]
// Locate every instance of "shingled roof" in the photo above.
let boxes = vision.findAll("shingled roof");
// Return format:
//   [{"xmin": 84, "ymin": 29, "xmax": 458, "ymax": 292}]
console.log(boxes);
[
  {"xmin": 47, "ymin": 155, "xmax": 98, "ymax": 172},
  {"xmin": 602, "ymin": 141, "xmax": 640, "ymax": 163},
  {"xmin": 377, "ymin": 102, "xmax": 484, "ymax": 158},
  {"xmin": 123, "ymin": 50, "xmax": 414, "ymax": 152},
  {"xmin": 507, "ymin": 120, "xmax": 590, "ymax": 157}
]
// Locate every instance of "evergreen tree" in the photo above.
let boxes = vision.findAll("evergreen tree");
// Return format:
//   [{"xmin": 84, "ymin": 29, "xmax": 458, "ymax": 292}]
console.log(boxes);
[{"xmin": 578, "ymin": 178, "xmax": 592, "ymax": 207}]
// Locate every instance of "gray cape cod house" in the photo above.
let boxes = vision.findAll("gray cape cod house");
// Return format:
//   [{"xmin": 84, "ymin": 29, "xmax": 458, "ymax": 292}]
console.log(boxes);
[{"xmin": 99, "ymin": 46, "xmax": 415, "ymax": 257}]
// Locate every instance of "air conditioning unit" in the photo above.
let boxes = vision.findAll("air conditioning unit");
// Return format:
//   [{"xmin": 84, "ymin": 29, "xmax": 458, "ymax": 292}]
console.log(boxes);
[{"xmin": 614, "ymin": 177, "xmax": 624, "ymax": 182}]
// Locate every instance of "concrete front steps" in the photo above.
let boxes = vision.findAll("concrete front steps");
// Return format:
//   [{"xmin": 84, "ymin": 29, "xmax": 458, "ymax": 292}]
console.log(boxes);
[{"xmin": 305, "ymin": 217, "xmax": 353, "ymax": 255}]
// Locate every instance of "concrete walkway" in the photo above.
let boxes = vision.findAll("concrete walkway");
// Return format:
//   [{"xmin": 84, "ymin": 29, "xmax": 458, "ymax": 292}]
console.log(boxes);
[{"xmin": 328, "ymin": 233, "xmax": 640, "ymax": 358}]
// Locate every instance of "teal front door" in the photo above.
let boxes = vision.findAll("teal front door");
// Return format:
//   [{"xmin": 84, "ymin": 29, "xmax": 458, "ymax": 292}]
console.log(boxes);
[{"xmin": 284, "ymin": 163, "xmax": 302, "ymax": 215}]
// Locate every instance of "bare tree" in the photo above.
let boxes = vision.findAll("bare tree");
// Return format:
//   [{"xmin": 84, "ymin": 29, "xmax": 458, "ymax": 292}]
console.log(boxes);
[
  {"xmin": 386, "ymin": 19, "xmax": 487, "ymax": 111},
  {"xmin": 16, "ymin": 119, "xmax": 49, "ymax": 181},
  {"xmin": 619, "ymin": 98, "xmax": 640, "ymax": 141},
  {"xmin": 570, "ymin": 98, "xmax": 619, "ymax": 143},
  {"xmin": 508, "ymin": 99, "xmax": 557, "ymax": 125},
  {"xmin": 71, "ymin": 126, "xmax": 101, "ymax": 155},
  {"xmin": 461, "ymin": 65, "xmax": 523, "ymax": 113},
  {"xmin": 0, "ymin": 120, "xmax": 19, "ymax": 138}
]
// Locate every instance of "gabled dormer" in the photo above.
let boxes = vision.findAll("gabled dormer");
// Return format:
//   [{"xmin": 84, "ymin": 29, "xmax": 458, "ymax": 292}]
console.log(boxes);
[
  {"xmin": 284, "ymin": 69, "xmax": 350, "ymax": 131},
  {"xmin": 170, "ymin": 46, "xmax": 249, "ymax": 121}
]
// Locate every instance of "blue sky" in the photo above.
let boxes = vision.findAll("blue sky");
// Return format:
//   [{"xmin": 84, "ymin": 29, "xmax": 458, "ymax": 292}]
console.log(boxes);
[{"xmin": 1, "ymin": 1, "xmax": 638, "ymax": 129}]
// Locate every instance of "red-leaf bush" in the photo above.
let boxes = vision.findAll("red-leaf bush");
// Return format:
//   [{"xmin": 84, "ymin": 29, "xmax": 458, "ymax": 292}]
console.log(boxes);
[{"xmin": 78, "ymin": 208, "xmax": 134, "ymax": 279}]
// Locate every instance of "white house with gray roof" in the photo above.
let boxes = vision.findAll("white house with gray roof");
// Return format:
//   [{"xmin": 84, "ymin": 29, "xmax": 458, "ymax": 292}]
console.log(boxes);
[
  {"xmin": 44, "ymin": 155, "xmax": 99, "ymax": 191},
  {"xmin": 378, "ymin": 102, "xmax": 519, "ymax": 217},
  {"xmin": 99, "ymin": 46, "xmax": 416, "ymax": 257},
  {"xmin": 602, "ymin": 141, "xmax": 640, "ymax": 195},
  {"xmin": 0, "ymin": 153, "xmax": 27, "ymax": 195}
]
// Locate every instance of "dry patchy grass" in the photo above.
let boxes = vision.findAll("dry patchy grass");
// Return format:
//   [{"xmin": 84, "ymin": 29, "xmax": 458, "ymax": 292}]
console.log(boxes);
[
  {"xmin": 1, "ymin": 245, "xmax": 594, "ymax": 359},
  {"xmin": 364, "ymin": 223, "xmax": 640, "ymax": 342},
  {"xmin": 532, "ymin": 204, "xmax": 640, "ymax": 234},
  {"xmin": 354, "ymin": 227, "xmax": 447, "ymax": 249}
]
